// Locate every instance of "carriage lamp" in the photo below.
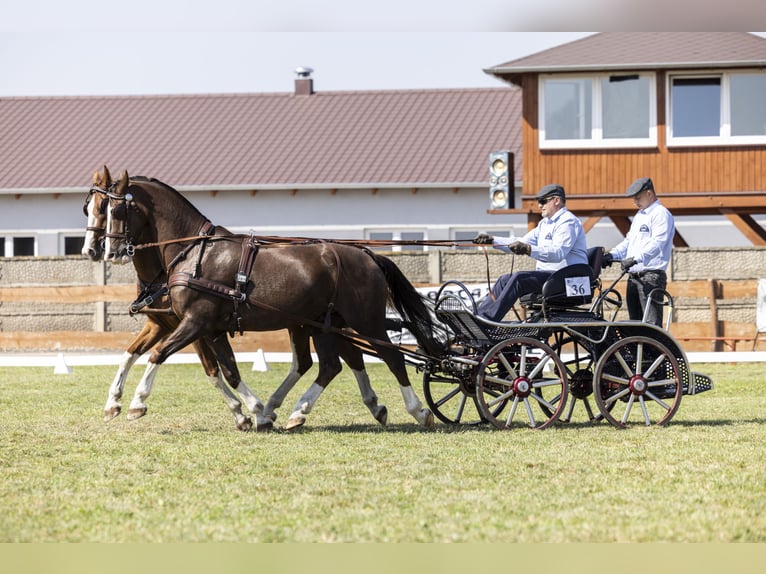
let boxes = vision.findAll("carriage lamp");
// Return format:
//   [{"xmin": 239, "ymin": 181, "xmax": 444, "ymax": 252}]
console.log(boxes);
[{"xmin": 488, "ymin": 150, "xmax": 513, "ymax": 209}]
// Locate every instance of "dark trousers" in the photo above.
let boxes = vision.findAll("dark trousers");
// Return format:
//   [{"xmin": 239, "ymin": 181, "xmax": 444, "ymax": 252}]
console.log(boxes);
[
  {"xmin": 476, "ymin": 270, "xmax": 552, "ymax": 322},
  {"xmin": 626, "ymin": 270, "xmax": 668, "ymax": 327}
]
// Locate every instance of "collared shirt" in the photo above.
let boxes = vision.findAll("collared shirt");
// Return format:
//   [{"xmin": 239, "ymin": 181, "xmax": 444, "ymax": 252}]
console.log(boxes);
[
  {"xmin": 609, "ymin": 199, "xmax": 674, "ymax": 272},
  {"xmin": 493, "ymin": 207, "xmax": 588, "ymax": 271}
]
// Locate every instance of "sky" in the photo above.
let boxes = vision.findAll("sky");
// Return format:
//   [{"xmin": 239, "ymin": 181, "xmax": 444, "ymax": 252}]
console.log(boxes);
[{"xmin": 2, "ymin": 1, "xmax": 765, "ymax": 98}]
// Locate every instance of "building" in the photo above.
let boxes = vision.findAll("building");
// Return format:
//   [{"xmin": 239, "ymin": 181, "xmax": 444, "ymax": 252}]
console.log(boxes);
[
  {"xmin": 2, "ymin": 33, "xmax": 766, "ymax": 257},
  {"xmin": 485, "ymin": 32, "xmax": 766, "ymax": 246}
]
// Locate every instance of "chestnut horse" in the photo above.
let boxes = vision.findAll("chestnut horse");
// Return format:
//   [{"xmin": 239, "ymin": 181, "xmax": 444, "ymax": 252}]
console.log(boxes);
[
  {"xmin": 84, "ymin": 167, "xmax": 389, "ymax": 430},
  {"xmin": 100, "ymin": 170, "xmax": 442, "ymax": 430}
]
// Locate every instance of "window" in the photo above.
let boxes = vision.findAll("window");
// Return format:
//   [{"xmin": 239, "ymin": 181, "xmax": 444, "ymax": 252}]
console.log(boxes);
[
  {"xmin": 668, "ymin": 71, "xmax": 766, "ymax": 146},
  {"xmin": 540, "ymin": 73, "xmax": 656, "ymax": 149},
  {"xmin": 0, "ymin": 238, "xmax": 4, "ymax": 257},
  {"xmin": 8, "ymin": 237, "xmax": 35, "ymax": 256},
  {"xmin": 368, "ymin": 231, "xmax": 425, "ymax": 252},
  {"xmin": 64, "ymin": 236, "xmax": 85, "ymax": 255}
]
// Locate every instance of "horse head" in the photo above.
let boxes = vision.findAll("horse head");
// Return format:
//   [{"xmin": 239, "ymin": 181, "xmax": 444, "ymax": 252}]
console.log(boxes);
[
  {"xmin": 81, "ymin": 165, "xmax": 112, "ymax": 261},
  {"xmin": 103, "ymin": 169, "xmax": 138, "ymax": 265}
]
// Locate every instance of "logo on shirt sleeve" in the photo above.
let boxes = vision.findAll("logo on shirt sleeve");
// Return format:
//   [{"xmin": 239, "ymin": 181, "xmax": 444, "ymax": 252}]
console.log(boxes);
[{"xmin": 639, "ymin": 224, "xmax": 650, "ymax": 233}]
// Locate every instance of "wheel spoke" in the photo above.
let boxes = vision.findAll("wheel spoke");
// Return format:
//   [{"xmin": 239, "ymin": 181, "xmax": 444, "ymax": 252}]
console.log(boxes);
[
  {"xmin": 643, "ymin": 353, "xmax": 666, "ymax": 379},
  {"xmin": 523, "ymin": 398, "xmax": 537, "ymax": 427},
  {"xmin": 604, "ymin": 387, "xmax": 631, "ymax": 405},
  {"xmin": 643, "ymin": 390, "xmax": 671, "ymax": 411},
  {"xmin": 505, "ymin": 396, "xmax": 520, "ymax": 426},
  {"xmin": 529, "ymin": 389, "xmax": 559, "ymax": 411},
  {"xmin": 498, "ymin": 352, "xmax": 518, "ymax": 379},
  {"xmin": 614, "ymin": 350, "xmax": 635, "ymax": 378},
  {"xmin": 635, "ymin": 342, "xmax": 644, "ymax": 372},
  {"xmin": 621, "ymin": 393, "xmax": 636, "ymax": 424},
  {"xmin": 639, "ymin": 396, "xmax": 652, "ymax": 426},
  {"xmin": 453, "ymin": 394, "xmax": 468, "ymax": 422},
  {"xmin": 434, "ymin": 385, "xmax": 461, "ymax": 408}
]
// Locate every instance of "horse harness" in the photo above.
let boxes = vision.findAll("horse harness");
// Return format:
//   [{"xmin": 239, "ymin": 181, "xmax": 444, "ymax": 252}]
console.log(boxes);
[{"xmin": 163, "ymin": 223, "xmax": 342, "ymax": 337}]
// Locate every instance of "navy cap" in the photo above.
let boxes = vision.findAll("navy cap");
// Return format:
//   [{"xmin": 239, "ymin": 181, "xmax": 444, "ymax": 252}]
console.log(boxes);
[
  {"xmin": 625, "ymin": 177, "xmax": 654, "ymax": 197},
  {"xmin": 535, "ymin": 184, "xmax": 566, "ymax": 200}
]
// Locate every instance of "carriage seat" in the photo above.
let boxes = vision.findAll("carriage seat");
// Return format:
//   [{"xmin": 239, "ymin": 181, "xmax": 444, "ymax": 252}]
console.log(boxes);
[{"xmin": 520, "ymin": 247, "xmax": 604, "ymax": 310}]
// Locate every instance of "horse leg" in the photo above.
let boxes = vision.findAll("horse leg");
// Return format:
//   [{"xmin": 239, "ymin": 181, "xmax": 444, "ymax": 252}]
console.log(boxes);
[
  {"xmin": 263, "ymin": 326, "xmax": 314, "ymax": 423},
  {"xmin": 105, "ymin": 320, "xmax": 165, "ymax": 422},
  {"xmin": 133, "ymin": 318, "xmax": 255, "ymax": 431},
  {"xmin": 205, "ymin": 335, "xmax": 272, "ymax": 431},
  {"xmin": 373, "ymin": 342, "xmax": 433, "ymax": 428},
  {"xmin": 285, "ymin": 331, "xmax": 343, "ymax": 430},
  {"xmin": 337, "ymin": 337, "xmax": 387, "ymax": 426}
]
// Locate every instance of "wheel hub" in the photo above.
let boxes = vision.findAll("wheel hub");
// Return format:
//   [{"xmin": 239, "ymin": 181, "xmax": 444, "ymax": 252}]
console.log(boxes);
[
  {"xmin": 569, "ymin": 369, "xmax": 593, "ymax": 399},
  {"xmin": 513, "ymin": 376, "xmax": 532, "ymax": 397},
  {"xmin": 629, "ymin": 374, "xmax": 648, "ymax": 395}
]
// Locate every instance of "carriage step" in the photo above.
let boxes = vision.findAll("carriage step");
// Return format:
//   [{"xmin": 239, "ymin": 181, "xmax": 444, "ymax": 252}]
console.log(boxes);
[{"xmin": 686, "ymin": 372, "xmax": 714, "ymax": 395}]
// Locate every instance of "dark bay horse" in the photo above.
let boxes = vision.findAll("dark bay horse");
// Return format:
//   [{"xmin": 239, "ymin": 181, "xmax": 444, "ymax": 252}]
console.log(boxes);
[
  {"xmin": 101, "ymin": 170, "xmax": 442, "ymax": 430},
  {"xmin": 84, "ymin": 167, "xmax": 389, "ymax": 430}
]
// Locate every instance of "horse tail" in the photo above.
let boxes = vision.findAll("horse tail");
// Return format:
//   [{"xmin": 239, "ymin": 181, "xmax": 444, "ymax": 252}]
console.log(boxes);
[{"xmin": 367, "ymin": 251, "xmax": 445, "ymax": 357}]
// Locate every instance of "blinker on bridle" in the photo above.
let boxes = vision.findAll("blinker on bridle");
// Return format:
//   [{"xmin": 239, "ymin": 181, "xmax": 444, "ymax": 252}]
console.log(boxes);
[{"xmin": 99, "ymin": 184, "xmax": 136, "ymax": 257}]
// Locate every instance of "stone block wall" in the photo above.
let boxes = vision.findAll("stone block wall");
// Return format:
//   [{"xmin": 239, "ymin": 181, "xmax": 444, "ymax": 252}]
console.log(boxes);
[{"xmin": 1, "ymin": 247, "xmax": 764, "ymax": 351}]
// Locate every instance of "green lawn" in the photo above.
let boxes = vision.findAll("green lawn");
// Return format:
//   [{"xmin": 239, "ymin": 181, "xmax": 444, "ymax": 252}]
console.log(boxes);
[{"xmin": 0, "ymin": 361, "xmax": 764, "ymax": 542}]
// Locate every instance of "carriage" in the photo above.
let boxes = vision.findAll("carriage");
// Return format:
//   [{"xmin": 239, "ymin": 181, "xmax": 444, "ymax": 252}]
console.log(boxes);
[
  {"xmin": 88, "ymin": 168, "xmax": 712, "ymax": 432},
  {"xmin": 412, "ymin": 247, "xmax": 713, "ymax": 429}
]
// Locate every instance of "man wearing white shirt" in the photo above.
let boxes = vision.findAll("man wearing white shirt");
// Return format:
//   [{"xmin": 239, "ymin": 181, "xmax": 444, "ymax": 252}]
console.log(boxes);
[
  {"xmin": 602, "ymin": 177, "xmax": 675, "ymax": 327},
  {"xmin": 472, "ymin": 184, "xmax": 588, "ymax": 322}
]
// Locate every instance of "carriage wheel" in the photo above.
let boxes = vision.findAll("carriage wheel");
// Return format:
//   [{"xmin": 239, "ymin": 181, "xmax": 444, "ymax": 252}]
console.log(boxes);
[
  {"xmin": 423, "ymin": 370, "xmax": 481, "ymax": 425},
  {"xmin": 592, "ymin": 336, "xmax": 682, "ymax": 428},
  {"xmin": 475, "ymin": 337, "xmax": 568, "ymax": 430},
  {"xmin": 423, "ymin": 369, "xmax": 505, "ymax": 425},
  {"xmin": 549, "ymin": 334, "xmax": 601, "ymax": 423}
]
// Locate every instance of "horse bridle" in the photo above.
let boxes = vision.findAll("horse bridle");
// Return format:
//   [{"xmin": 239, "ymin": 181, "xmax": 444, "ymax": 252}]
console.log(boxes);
[{"xmin": 94, "ymin": 184, "xmax": 136, "ymax": 257}]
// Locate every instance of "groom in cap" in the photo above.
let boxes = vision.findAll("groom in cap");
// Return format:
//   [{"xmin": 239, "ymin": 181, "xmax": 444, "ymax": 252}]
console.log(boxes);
[
  {"xmin": 473, "ymin": 183, "xmax": 588, "ymax": 322},
  {"xmin": 603, "ymin": 177, "xmax": 675, "ymax": 327}
]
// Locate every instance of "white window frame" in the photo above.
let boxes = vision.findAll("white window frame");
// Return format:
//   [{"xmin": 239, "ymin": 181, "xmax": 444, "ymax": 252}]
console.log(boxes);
[
  {"xmin": 539, "ymin": 72, "xmax": 658, "ymax": 150},
  {"xmin": 367, "ymin": 229, "xmax": 427, "ymax": 252},
  {"xmin": 667, "ymin": 69, "xmax": 766, "ymax": 147}
]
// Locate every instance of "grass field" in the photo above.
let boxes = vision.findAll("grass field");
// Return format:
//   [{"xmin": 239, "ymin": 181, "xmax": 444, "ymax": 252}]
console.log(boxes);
[{"xmin": 1, "ymin": 360, "xmax": 765, "ymax": 542}]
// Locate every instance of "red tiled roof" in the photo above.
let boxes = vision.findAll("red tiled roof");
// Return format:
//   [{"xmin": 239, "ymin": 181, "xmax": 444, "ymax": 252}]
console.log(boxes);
[
  {"xmin": 486, "ymin": 32, "xmax": 766, "ymax": 75},
  {"xmin": 0, "ymin": 87, "xmax": 522, "ymax": 191}
]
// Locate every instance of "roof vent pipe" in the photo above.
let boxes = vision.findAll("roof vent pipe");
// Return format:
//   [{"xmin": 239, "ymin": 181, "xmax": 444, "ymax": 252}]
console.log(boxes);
[{"xmin": 294, "ymin": 67, "xmax": 315, "ymax": 96}]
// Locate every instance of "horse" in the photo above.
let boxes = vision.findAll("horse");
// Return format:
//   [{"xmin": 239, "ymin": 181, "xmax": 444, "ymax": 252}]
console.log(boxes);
[
  {"xmin": 84, "ymin": 167, "xmax": 389, "ymax": 430},
  {"xmin": 100, "ymin": 170, "xmax": 443, "ymax": 430}
]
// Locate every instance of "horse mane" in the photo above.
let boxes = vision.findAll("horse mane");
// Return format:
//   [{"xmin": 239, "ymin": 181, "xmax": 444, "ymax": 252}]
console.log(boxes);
[{"xmin": 129, "ymin": 175, "xmax": 206, "ymax": 220}]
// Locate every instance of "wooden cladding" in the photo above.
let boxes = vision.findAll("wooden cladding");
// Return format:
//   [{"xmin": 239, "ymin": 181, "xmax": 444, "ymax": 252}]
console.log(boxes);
[{"xmin": 520, "ymin": 74, "xmax": 766, "ymax": 196}]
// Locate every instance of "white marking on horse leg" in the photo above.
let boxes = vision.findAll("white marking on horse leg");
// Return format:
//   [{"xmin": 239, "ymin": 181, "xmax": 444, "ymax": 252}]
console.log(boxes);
[
  {"xmin": 127, "ymin": 362, "xmax": 161, "ymax": 420},
  {"xmin": 104, "ymin": 352, "xmax": 139, "ymax": 421},
  {"xmin": 286, "ymin": 382, "xmax": 324, "ymax": 429},
  {"xmin": 352, "ymin": 368, "xmax": 387, "ymax": 425},
  {"xmin": 207, "ymin": 374, "xmax": 255, "ymax": 431},
  {"xmin": 399, "ymin": 384, "xmax": 434, "ymax": 428},
  {"xmin": 234, "ymin": 380, "xmax": 266, "ymax": 417},
  {"xmin": 264, "ymin": 369, "xmax": 302, "ymax": 421}
]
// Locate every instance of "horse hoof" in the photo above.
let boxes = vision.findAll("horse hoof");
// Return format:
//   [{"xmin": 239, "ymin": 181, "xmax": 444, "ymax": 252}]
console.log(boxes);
[
  {"xmin": 375, "ymin": 406, "xmax": 388, "ymax": 426},
  {"xmin": 127, "ymin": 407, "xmax": 147, "ymax": 420},
  {"xmin": 285, "ymin": 415, "xmax": 306, "ymax": 431},
  {"xmin": 255, "ymin": 418, "xmax": 273, "ymax": 432},
  {"xmin": 422, "ymin": 409, "xmax": 434, "ymax": 428},
  {"xmin": 104, "ymin": 407, "xmax": 121, "ymax": 422},
  {"xmin": 237, "ymin": 417, "xmax": 254, "ymax": 432}
]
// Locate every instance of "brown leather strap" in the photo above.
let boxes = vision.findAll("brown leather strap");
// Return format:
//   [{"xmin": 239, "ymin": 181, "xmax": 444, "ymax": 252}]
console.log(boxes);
[{"xmin": 168, "ymin": 272, "xmax": 246, "ymax": 302}]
